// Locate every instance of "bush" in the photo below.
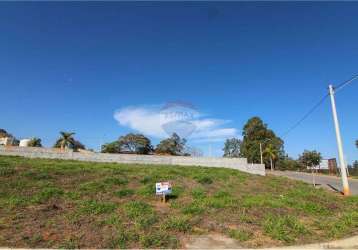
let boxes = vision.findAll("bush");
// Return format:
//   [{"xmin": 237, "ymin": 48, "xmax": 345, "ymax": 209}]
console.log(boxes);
[{"xmin": 276, "ymin": 158, "xmax": 304, "ymax": 171}]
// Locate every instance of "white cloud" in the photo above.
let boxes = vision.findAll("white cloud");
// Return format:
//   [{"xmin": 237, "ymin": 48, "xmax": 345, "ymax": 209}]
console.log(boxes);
[{"xmin": 113, "ymin": 105, "xmax": 238, "ymax": 142}]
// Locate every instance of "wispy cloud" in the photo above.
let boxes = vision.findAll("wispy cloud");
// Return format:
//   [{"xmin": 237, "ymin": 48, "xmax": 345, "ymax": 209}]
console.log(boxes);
[{"xmin": 114, "ymin": 105, "xmax": 238, "ymax": 142}]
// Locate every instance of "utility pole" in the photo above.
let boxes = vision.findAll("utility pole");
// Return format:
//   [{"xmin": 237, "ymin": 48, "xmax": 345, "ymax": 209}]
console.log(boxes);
[
  {"xmin": 259, "ymin": 143, "xmax": 263, "ymax": 164},
  {"xmin": 328, "ymin": 85, "xmax": 350, "ymax": 196}
]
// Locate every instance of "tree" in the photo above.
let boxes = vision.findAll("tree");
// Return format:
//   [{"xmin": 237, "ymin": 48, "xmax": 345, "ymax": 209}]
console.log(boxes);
[
  {"xmin": 353, "ymin": 160, "xmax": 358, "ymax": 168},
  {"xmin": 0, "ymin": 129, "xmax": 9, "ymax": 138},
  {"xmin": 356, "ymin": 140, "xmax": 358, "ymax": 149},
  {"xmin": 240, "ymin": 117, "xmax": 284, "ymax": 164},
  {"xmin": 298, "ymin": 150, "xmax": 322, "ymax": 169},
  {"xmin": 54, "ymin": 131, "xmax": 76, "ymax": 150},
  {"xmin": 28, "ymin": 137, "xmax": 42, "ymax": 147},
  {"xmin": 155, "ymin": 133, "xmax": 186, "ymax": 156},
  {"xmin": 276, "ymin": 157, "xmax": 303, "ymax": 171},
  {"xmin": 101, "ymin": 141, "xmax": 121, "ymax": 153},
  {"xmin": 223, "ymin": 138, "xmax": 241, "ymax": 158},
  {"xmin": 73, "ymin": 140, "xmax": 85, "ymax": 151},
  {"xmin": 0, "ymin": 129, "xmax": 15, "ymax": 139},
  {"xmin": 263, "ymin": 144, "xmax": 279, "ymax": 171},
  {"xmin": 118, "ymin": 133, "xmax": 153, "ymax": 154}
]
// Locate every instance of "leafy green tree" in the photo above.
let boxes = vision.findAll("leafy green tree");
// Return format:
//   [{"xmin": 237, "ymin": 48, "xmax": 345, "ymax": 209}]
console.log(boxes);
[
  {"xmin": 223, "ymin": 138, "xmax": 241, "ymax": 158},
  {"xmin": 263, "ymin": 144, "xmax": 279, "ymax": 171},
  {"xmin": 298, "ymin": 150, "xmax": 322, "ymax": 169},
  {"xmin": 240, "ymin": 117, "xmax": 284, "ymax": 164},
  {"xmin": 54, "ymin": 131, "xmax": 76, "ymax": 150},
  {"xmin": 276, "ymin": 157, "xmax": 303, "ymax": 171},
  {"xmin": 0, "ymin": 129, "xmax": 9, "ymax": 138},
  {"xmin": 0, "ymin": 129, "xmax": 15, "ymax": 140},
  {"xmin": 101, "ymin": 141, "xmax": 121, "ymax": 153},
  {"xmin": 354, "ymin": 160, "xmax": 358, "ymax": 168},
  {"xmin": 28, "ymin": 137, "xmax": 42, "ymax": 147},
  {"xmin": 155, "ymin": 133, "xmax": 186, "ymax": 156},
  {"xmin": 118, "ymin": 133, "xmax": 153, "ymax": 154},
  {"xmin": 73, "ymin": 140, "xmax": 85, "ymax": 150}
]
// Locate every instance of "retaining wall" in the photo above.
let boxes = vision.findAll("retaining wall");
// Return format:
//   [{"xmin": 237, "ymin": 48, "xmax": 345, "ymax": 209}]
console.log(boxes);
[{"xmin": 0, "ymin": 146, "xmax": 265, "ymax": 176}]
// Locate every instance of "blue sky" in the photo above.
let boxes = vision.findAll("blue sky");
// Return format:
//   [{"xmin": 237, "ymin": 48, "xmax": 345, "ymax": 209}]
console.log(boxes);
[{"xmin": 0, "ymin": 2, "xmax": 357, "ymax": 162}]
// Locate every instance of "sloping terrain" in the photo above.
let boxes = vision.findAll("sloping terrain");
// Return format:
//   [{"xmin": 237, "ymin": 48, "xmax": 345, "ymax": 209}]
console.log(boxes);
[{"xmin": 0, "ymin": 155, "xmax": 357, "ymax": 248}]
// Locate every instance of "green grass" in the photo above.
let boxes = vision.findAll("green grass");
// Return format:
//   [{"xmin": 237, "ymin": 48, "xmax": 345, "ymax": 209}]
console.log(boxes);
[
  {"xmin": 32, "ymin": 187, "xmax": 64, "ymax": 204},
  {"xmin": 227, "ymin": 229, "xmax": 252, "ymax": 242},
  {"xmin": 78, "ymin": 200, "xmax": 117, "ymax": 215},
  {"xmin": 263, "ymin": 215, "xmax": 308, "ymax": 243},
  {"xmin": 115, "ymin": 188, "xmax": 135, "ymax": 198},
  {"xmin": 0, "ymin": 155, "xmax": 357, "ymax": 248}
]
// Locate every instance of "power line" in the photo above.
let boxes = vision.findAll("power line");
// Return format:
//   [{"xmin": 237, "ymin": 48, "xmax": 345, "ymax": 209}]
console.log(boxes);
[
  {"xmin": 282, "ymin": 93, "xmax": 329, "ymax": 138},
  {"xmin": 335, "ymin": 75, "xmax": 358, "ymax": 93},
  {"xmin": 281, "ymin": 74, "xmax": 357, "ymax": 138}
]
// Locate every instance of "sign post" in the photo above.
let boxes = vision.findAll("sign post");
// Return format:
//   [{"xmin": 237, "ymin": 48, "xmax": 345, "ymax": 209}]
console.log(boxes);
[{"xmin": 156, "ymin": 182, "xmax": 172, "ymax": 203}]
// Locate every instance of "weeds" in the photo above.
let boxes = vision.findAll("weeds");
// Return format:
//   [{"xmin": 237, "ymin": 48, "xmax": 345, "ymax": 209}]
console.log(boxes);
[
  {"xmin": 32, "ymin": 187, "xmax": 64, "ymax": 203},
  {"xmin": 139, "ymin": 231, "xmax": 178, "ymax": 248},
  {"xmin": 263, "ymin": 214, "xmax": 307, "ymax": 243},
  {"xmin": 103, "ymin": 177, "xmax": 128, "ymax": 186},
  {"xmin": 194, "ymin": 175, "xmax": 213, "ymax": 184},
  {"xmin": 79, "ymin": 200, "xmax": 117, "ymax": 215},
  {"xmin": 0, "ymin": 155, "xmax": 357, "ymax": 248},
  {"xmin": 227, "ymin": 228, "xmax": 252, "ymax": 241},
  {"xmin": 115, "ymin": 189, "xmax": 135, "ymax": 198},
  {"xmin": 124, "ymin": 201, "xmax": 157, "ymax": 229},
  {"xmin": 163, "ymin": 216, "xmax": 192, "ymax": 232}
]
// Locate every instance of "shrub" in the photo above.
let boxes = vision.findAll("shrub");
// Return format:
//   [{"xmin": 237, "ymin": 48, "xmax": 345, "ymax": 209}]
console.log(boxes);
[{"xmin": 276, "ymin": 158, "xmax": 304, "ymax": 171}]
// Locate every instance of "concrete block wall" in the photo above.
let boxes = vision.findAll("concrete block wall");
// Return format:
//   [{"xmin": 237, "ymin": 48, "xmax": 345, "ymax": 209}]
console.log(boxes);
[{"xmin": 0, "ymin": 146, "xmax": 265, "ymax": 176}]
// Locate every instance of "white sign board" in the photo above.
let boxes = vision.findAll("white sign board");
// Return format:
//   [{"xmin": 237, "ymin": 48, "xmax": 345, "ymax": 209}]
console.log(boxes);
[
  {"xmin": 307, "ymin": 159, "xmax": 329, "ymax": 170},
  {"xmin": 156, "ymin": 182, "xmax": 172, "ymax": 195}
]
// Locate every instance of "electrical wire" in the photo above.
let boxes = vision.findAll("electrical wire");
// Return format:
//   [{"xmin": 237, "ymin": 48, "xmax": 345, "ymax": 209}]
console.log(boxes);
[
  {"xmin": 334, "ymin": 75, "xmax": 358, "ymax": 93},
  {"xmin": 281, "ymin": 74, "xmax": 357, "ymax": 138},
  {"xmin": 281, "ymin": 93, "xmax": 329, "ymax": 138}
]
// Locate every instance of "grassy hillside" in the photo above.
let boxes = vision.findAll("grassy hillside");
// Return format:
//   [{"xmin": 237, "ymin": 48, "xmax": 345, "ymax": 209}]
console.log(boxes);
[{"xmin": 0, "ymin": 155, "xmax": 357, "ymax": 248}]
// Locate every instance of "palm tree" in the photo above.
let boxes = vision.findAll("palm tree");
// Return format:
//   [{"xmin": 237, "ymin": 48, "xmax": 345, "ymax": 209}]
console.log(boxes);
[
  {"xmin": 54, "ymin": 131, "xmax": 75, "ymax": 150},
  {"xmin": 264, "ymin": 144, "xmax": 278, "ymax": 171}
]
